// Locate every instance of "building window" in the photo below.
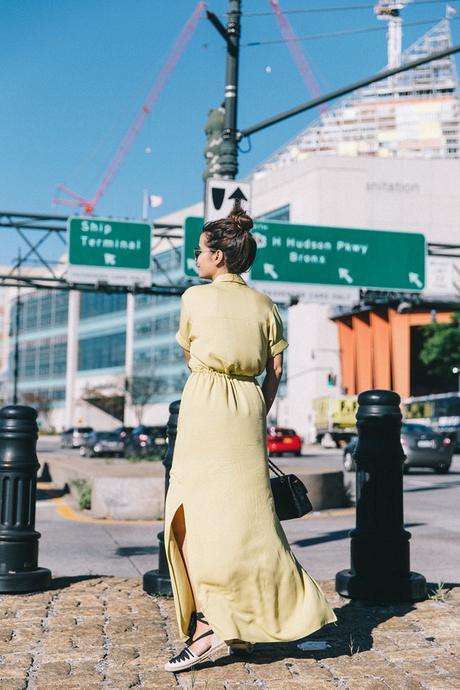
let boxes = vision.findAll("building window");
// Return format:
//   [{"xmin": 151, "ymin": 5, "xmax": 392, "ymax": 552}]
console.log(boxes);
[
  {"xmin": 10, "ymin": 291, "xmax": 69, "ymax": 334},
  {"xmin": 39, "ymin": 294, "xmax": 52, "ymax": 328},
  {"xmin": 136, "ymin": 294, "xmax": 157, "ymax": 307},
  {"xmin": 135, "ymin": 293, "xmax": 178, "ymax": 308},
  {"xmin": 135, "ymin": 319, "xmax": 154, "ymax": 338},
  {"xmin": 52, "ymin": 339, "xmax": 67, "ymax": 376},
  {"xmin": 23, "ymin": 345, "xmax": 37, "ymax": 378},
  {"xmin": 155, "ymin": 315, "xmax": 171, "ymax": 334},
  {"xmin": 14, "ymin": 335, "xmax": 68, "ymax": 381},
  {"xmin": 54, "ymin": 292, "xmax": 69, "ymax": 325},
  {"xmin": 78, "ymin": 332, "xmax": 126, "ymax": 371},
  {"xmin": 38, "ymin": 343, "xmax": 50, "ymax": 377},
  {"xmin": 257, "ymin": 205, "xmax": 290, "ymax": 222},
  {"xmin": 134, "ymin": 310, "xmax": 180, "ymax": 338},
  {"xmin": 80, "ymin": 292, "xmax": 127, "ymax": 320},
  {"xmin": 134, "ymin": 349, "xmax": 154, "ymax": 367}
]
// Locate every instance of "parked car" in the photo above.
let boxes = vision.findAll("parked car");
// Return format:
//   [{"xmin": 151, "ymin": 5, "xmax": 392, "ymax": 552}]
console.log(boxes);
[
  {"xmin": 60, "ymin": 426, "xmax": 94, "ymax": 448},
  {"xmin": 267, "ymin": 427, "xmax": 302, "ymax": 457},
  {"xmin": 343, "ymin": 423, "xmax": 453, "ymax": 474},
  {"xmin": 79, "ymin": 431, "xmax": 125, "ymax": 458},
  {"xmin": 401, "ymin": 423, "xmax": 453, "ymax": 473},
  {"xmin": 113, "ymin": 426, "xmax": 134, "ymax": 441},
  {"xmin": 343, "ymin": 436, "xmax": 358, "ymax": 472},
  {"xmin": 123, "ymin": 424, "xmax": 168, "ymax": 459}
]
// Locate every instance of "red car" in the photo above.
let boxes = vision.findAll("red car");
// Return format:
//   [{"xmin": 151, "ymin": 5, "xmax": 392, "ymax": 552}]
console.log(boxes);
[{"xmin": 267, "ymin": 427, "xmax": 302, "ymax": 457}]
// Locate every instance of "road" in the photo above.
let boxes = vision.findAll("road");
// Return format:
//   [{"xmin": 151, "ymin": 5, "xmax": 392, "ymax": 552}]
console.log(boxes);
[{"xmin": 35, "ymin": 437, "xmax": 460, "ymax": 586}]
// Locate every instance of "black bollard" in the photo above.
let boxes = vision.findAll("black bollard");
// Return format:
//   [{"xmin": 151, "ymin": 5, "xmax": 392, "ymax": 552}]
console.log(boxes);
[
  {"xmin": 143, "ymin": 399, "xmax": 181, "ymax": 595},
  {"xmin": 0, "ymin": 405, "xmax": 51, "ymax": 593},
  {"xmin": 336, "ymin": 390, "xmax": 426, "ymax": 602}
]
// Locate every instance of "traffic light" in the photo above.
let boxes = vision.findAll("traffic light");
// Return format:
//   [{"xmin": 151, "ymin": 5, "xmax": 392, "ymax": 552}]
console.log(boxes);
[{"xmin": 203, "ymin": 106, "xmax": 225, "ymax": 181}]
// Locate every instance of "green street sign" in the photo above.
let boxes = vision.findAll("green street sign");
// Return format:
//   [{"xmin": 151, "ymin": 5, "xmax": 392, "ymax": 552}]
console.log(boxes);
[
  {"xmin": 183, "ymin": 216, "xmax": 204, "ymax": 277},
  {"xmin": 183, "ymin": 217, "xmax": 426, "ymax": 292},
  {"xmin": 68, "ymin": 216, "xmax": 152, "ymax": 286},
  {"xmin": 250, "ymin": 221, "xmax": 426, "ymax": 291}
]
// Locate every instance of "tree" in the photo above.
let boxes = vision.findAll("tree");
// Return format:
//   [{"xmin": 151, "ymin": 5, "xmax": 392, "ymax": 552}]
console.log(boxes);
[
  {"xmin": 22, "ymin": 392, "xmax": 52, "ymax": 430},
  {"xmin": 82, "ymin": 385, "xmax": 125, "ymax": 422},
  {"xmin": 420, "ymin": 312, "xmax": 460, "ymax": 379},
  {"xmin": 124, "ymin": 374, "xmax": 159, "ymax": 425}
]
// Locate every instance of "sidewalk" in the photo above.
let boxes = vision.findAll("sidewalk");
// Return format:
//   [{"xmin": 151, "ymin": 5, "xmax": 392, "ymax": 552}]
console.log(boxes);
[{"xmin": 1, "ymin": 578, "xmax": 459, "ymax": 690}]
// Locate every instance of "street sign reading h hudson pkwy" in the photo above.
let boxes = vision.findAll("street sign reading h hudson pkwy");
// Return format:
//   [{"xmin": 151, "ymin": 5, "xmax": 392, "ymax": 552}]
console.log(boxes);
[
  {"xmin": 184, "ymin": 217, "xmax": 426, "ymax": 294},
  {"xmin": 251, "ymin": 221, "xmax": 426, "ymax": 292},
  {"xmin": 68, "ymin": 216, "xmax": 152, "ymax": 287}
]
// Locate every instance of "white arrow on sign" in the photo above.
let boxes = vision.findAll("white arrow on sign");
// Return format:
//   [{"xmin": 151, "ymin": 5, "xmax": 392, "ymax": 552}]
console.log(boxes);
[
  {"xmin": 104, "ymin": 253, "xmax": 116, "ymax": 266},
  {"xmin": 186, "ymin": 258, "xmax": 199, "ymax": 273},
  {"xmin": 264, "ymin": 263, "xmax": 279, "ymax": 280},
  {"xmin": 409, "ymin": 272, "xmax": 423, "ymax": 288},
  {"xmin": 338, "ymin": 267, "xmax": 353, "ymax": 284}
]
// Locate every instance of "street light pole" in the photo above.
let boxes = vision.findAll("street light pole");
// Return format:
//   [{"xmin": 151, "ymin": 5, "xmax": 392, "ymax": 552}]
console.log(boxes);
[{"xmin": 207, "ymin": 0, "xmax": 241, "ymax": 180}]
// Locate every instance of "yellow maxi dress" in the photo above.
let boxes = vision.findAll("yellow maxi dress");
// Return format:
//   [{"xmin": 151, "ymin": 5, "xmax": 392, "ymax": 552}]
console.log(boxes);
[{"xmin": 164, "ymin": 273, "xmax": 337, "ymax": 644}]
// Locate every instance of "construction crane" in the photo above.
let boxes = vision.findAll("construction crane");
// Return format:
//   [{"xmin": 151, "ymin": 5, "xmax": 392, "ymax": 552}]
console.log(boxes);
[
  {"xmin": 375, "ymin": 0, "xmax": 413, "ymax": 68},
  {"xmin": 54, "ymin": 2, "xmax": 206, "ymax": 215},
  {"xmin": 269, "ymin": 0, "xmax": 326, "ymax": 111}
]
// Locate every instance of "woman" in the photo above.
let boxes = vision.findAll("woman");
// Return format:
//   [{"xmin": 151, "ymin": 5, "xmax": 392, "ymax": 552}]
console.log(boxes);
[{"xmin": 164, "ymin": 208, "xmax": 336, "ymax": 672}]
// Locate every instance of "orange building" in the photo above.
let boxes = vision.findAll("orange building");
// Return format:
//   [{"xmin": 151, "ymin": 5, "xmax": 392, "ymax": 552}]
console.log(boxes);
[{"xmin": 333, "ymin": 303, "xmax": 455, "ymax": 400}]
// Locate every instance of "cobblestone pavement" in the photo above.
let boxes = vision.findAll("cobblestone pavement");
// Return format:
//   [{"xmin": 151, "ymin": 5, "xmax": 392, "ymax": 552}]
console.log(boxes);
[{"xmin": 0, "ymin": 578, "xmax": 459, "ymax": 690}]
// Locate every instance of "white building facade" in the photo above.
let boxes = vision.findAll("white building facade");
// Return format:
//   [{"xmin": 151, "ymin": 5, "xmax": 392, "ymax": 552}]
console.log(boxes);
[{"xmin": 250, "ymin": 154, "xmax": 460, "ymax": 439}]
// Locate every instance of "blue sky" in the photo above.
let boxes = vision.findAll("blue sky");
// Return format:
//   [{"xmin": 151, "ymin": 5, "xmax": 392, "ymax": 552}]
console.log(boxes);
[{"xmin": 1, "ymin": 0, "xmax": 459, "ymax": 263}]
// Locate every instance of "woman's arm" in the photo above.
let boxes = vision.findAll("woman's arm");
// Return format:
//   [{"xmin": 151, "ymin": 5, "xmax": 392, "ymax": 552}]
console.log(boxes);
[
  {"xmin": 261, "ymin": 352, "xmax": 283, "ymax": 414},
  {"xmin": 183, "ymin": 349, "xmax": 191, "ymax": 370}
]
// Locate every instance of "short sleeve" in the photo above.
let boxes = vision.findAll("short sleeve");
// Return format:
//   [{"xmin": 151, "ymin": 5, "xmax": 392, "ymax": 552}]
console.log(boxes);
[
  {"xmin": 175, "ymin": 294, "xmax": 191, "ymax": 351},
  {"xmin": 268, "ymin": 304, "xmax": 288, "ymax": 357}
]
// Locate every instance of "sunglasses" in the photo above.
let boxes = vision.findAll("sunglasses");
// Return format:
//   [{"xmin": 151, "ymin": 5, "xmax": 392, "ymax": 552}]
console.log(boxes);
[{"xmin": 193, "ymin": 247, "xmax": 216, "ymax": 261}]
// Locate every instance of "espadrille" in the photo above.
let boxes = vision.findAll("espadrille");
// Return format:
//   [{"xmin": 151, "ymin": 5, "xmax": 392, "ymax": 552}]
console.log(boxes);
[
  {"xmin": 164, "ymin": 629, "xmax": 226, "ymax": 672},
  {"xmin": 164, "ymin": 613, "xmax": 227, "ymax": 673}
]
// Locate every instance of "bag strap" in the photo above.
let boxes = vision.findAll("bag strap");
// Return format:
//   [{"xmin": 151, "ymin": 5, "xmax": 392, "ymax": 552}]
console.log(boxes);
[{"xmin": 267, "ymin": 458, "xmax": 286, "ymax": 477}]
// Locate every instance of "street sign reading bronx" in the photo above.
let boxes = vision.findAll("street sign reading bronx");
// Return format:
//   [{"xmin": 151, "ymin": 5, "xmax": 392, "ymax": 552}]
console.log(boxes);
[
  {"xmin": 68, "ymin": 216, "xmax": 152, "ymax": 287},
  {"xmin": 184, "ymin": 217, "xmax": 425, "ymax": 292},
  {"xmin": 251, "ymin": 221, "xmax": 426, "ymax": 292}
]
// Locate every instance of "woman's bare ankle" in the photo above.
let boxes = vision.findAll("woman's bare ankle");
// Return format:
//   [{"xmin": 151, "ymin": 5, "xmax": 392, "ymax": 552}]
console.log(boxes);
[
  {"xmin": 187, "ymin": 620, "xmax": 213, "ymax": 655},
  {"xmin": 193, "ymin": 619, "xmax": 211, "ymax": 640}
]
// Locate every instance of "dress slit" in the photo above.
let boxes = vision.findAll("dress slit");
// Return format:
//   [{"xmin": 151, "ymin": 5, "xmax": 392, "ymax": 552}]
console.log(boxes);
[{"xmin": 164, "ymin": 496, "xmax": 196, "ymax": 640}]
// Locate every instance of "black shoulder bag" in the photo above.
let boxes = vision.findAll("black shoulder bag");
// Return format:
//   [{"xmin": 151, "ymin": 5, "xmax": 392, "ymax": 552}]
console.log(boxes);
[{"xmin": 268, "ymin": 458, "xmax": 313, "ymax": 521}]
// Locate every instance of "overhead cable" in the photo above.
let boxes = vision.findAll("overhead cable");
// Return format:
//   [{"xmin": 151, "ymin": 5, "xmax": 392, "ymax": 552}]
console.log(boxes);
[
  {"xmin": 241, "ymin": 0, "xmax": 460, "ymax": 18},
  {"xmin": 243, "ymin": 16, "xmax": 460, "ymax": 47}
]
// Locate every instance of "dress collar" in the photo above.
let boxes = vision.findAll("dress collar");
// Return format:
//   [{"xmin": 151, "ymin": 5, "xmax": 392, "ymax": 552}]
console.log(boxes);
[{"xmin": 212, "ymin": 273, "xmax": 247, "ymax": 285}]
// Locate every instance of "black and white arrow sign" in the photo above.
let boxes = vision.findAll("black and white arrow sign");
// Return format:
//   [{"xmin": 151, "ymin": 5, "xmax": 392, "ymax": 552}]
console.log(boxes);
[{"xmin": 205, "ymin": 179, "xmax": 251, "ymax": 222}]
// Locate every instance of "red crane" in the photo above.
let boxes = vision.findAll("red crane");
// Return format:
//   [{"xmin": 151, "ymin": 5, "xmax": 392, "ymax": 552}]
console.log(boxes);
[
  {"xmin": 54, "ymin": 2, "xmax": 206, "ymax": 215},
  {"xmin": 269, "ymin": 0, "xmax": 327, "ymax": 113}
]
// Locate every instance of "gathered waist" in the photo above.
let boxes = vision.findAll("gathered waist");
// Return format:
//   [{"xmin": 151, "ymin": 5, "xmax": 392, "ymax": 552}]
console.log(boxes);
[{"xmin": 190, "ymin": 365, "xmax": 256, "ymax": 382}]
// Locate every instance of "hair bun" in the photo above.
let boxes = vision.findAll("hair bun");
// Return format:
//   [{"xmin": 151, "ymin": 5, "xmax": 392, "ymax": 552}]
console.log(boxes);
[{"xmin": 227, "ymin": 201, "xmax": 253, "ymax": 234}]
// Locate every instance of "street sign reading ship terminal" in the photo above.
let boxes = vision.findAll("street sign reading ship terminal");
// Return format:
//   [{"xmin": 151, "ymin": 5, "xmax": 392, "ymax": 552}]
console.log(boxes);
[
  {"xmin": 67, "ymin": 216, "xmax": 152, "ymax": 287},
  {"xmin": 205, "ymin": 179, "xmax": 251, "ymax": 222}
]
